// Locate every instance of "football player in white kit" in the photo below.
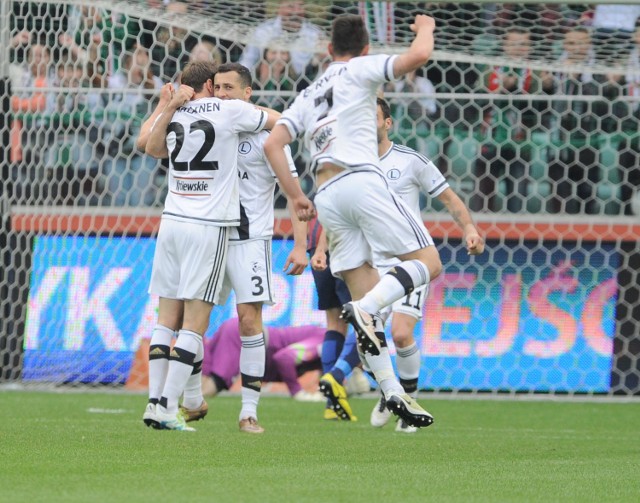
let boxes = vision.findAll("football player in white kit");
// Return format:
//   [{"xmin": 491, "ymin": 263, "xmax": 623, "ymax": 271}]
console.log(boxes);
[
  {"xmin": 265, "ymin": 15, "xmax": 484, "ymax": 428},
  {"xmin": 209, "ymin": 63, "xmax": 308, "ymax": 434},
  {"xmin": 140, "ymin": 61, "xmax": 309, "ymax": 431},
  {"xmin": 370, "ymin": 97, "xmax": 482, "ymax": 432}
]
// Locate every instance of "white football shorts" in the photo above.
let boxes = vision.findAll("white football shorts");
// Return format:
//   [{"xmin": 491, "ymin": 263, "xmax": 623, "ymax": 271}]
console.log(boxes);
[
  {"xmin": 148, "ymin": 217, "xmax": 229, "ymax": 304},
  {"xmin": 314, "ymin": 170, "xmax": 434, "ymax": 277},
  {"xmin": 217, "ymin": 238, "xmax": 275, "ymax": 306}
]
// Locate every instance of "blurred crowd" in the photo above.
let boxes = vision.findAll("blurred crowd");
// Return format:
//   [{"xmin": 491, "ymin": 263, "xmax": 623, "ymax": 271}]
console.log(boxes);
[{"xmin": 6, "ymin": 1, "xmax": 640, "ymax": 215}]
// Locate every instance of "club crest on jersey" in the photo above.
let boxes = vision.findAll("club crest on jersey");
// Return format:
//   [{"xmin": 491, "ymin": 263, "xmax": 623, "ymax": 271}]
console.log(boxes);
[
  {"xmin": 238, "ymin": 141, "xmax": 251, "ymax": 155},
  {"xmin": 387, "ymin": 168, "xmax": 401, "ymax": 180}
]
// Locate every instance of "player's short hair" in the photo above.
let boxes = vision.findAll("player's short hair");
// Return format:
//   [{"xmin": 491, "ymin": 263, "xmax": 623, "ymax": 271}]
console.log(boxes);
[
  {"xmin": 217, "ymin": 62, "xmax": 253, "ymax": 88},
  {"xmin": 331, "ymin": 15, "xmax": 369, "ymax": 57},
  {"xmin": 181, "ymin": 61, "xmax": 217, "ymax": 91},
  {"xmin": 377, "ymin": 97, "xmax": 391, "ymax": 120}
]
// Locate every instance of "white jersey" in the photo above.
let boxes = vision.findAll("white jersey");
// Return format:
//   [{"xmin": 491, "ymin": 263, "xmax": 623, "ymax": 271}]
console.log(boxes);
[
  {"xmin": 379, "ymin": 143, "xmax": 449, "ymax": 217},
  {"xmin": 278, "ymin": 55, "xmax": 398, "ymax": 174},
  {"xmin": 231, "ymin": 130, "xmax": 298, "ymax": 241},
  {"xmin": 376, "ymin": 143, "xmax": 446, "ymax": 269},
  {"xmin": 162, "ymin": 97, "xmax": 267, "ymax": 226}
]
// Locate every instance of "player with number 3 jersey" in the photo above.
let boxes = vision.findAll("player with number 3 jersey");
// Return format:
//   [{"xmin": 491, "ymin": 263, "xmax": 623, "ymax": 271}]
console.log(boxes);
[
  {"xmin": 217, "ymin": 125, "xmax": 300, "ymax": 307},
  {"xmin": 212, "ymin": 63, "xmax": 308, "ymax": 434}
]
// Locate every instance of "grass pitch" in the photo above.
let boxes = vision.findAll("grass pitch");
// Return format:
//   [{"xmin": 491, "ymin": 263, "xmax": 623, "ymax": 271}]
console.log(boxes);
[{"xmin": 1, "ymin": 391, "xmax": 639, "ymax": 503}]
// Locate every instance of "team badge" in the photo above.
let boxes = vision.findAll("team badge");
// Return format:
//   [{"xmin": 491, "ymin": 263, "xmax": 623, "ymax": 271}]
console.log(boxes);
[
  {"xmin": 238, "ymin": 141, "xmax": 251, "ymax": 154},
  {"xmin": 387, "ymin": 168, "xmax": 401, "ymax": 180}
]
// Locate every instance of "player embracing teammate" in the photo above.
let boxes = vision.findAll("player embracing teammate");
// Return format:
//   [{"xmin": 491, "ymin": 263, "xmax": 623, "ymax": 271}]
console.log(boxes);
[{"xmin": 140, "ymin": 61, "xmax": 309, "ymax": 431}]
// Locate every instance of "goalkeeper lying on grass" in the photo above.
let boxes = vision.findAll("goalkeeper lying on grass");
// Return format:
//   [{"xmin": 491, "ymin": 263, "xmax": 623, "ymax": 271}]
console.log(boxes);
[{"xmin": 199, "ymin": 318, "xmax": 326, "ymax": 405}]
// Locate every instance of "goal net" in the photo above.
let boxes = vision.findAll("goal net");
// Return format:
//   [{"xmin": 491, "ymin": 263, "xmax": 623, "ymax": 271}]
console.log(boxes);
[{"xmin": 1, "ymin": 0, "xmax": 639, "ymax": 395}]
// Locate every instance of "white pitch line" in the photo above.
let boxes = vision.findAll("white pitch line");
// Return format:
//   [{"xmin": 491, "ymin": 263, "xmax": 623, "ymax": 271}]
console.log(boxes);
[{"xmin": 86, "ymin": 408, "xmax": 130, "ymax": 414}]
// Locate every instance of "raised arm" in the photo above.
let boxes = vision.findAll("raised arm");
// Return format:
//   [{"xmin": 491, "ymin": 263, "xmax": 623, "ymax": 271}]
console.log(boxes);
[
  {"xmin": 392, "ymin": 15, "xmax": 436, "ymax": 79},
  {"xmin": 136, "ymin": 83, "xmax": 174, "ymax": 151},
  {"xmin": 436, "ymin": 187, "xmax": 485, "ymax": 255},
  {"xmin": 144, "ymin": 85, "xmax": 194, "ymax": 159}
]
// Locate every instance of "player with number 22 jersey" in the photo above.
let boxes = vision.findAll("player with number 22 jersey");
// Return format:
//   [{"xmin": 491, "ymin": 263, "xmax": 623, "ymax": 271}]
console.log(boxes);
[
  {"xmin": 151, "ymin": 95, "xmax": 267, "ymax": 303},
  {"xmin": 162, "ymin": 98, "xmax": 267, "ymax": 226}
]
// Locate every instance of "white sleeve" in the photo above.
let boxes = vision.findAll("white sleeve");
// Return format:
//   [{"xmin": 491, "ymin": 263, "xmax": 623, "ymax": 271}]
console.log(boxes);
[
  {"xmin": 232, "ymin": 100, "xmax": 268, "ymax": 134},
  {"xmin": 351, "ymin": 54, "xmax": 399, "ymax": 88},
  {"xmin": 414, "ymin": 154, "xmax": 449, "ymax": 198},
  {"xmin": 277, "ymin": 94, "xmax": 306, "ymax": 140}
]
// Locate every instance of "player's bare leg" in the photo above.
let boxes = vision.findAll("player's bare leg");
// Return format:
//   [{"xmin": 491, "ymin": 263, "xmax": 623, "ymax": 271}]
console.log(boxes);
[
  {"xmin": 357, "ymin": 246, "xmax": 441, "ymax": 320},
  {"xmin": 237, "ymin": 301, "xmax": 266, "ymax": 433},
  {"xmin": 397, "ymin": 246, "xmax": 442, "ymax": 277}
]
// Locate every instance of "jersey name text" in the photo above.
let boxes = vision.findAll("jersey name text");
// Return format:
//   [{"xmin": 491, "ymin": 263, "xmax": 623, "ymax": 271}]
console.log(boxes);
[{"xmin": 177, "ymin": 102, "xmax": 221, "ymax": 114}]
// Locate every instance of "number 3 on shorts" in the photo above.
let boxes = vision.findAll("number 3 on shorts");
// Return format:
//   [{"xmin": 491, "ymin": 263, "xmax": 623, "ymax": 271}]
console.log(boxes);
[{"xmin": 251, "ymin": 276, "xmax": 264, "ymax": 296}]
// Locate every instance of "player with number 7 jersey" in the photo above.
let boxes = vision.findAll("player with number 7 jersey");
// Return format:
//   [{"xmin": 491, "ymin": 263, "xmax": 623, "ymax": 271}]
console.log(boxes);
[{"xmin": 266, "ymin": 14, "xmax": 483, "ymax": 430}]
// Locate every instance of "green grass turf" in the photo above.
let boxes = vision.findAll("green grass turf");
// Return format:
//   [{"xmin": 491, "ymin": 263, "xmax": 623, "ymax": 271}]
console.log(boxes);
[{"xmin": 1, "ymin": 391, "xmax": 639, "ymax": 503}]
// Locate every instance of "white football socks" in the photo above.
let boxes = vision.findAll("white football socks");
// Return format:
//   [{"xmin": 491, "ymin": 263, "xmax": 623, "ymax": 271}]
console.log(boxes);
[
  {"xmin": 396, "ymin": 342, "xmax": 420, "ymax": 398},
  {"xmin": 181, "ymin": 335, "xmax": 205, "ymax": 410},
  {"xmin": 359, "ymin": 260, "xmax": 430, "ymax": 314},
  {"xmin": 239, "ymin": 333, "xmax": 265, "ymax": 420},
  {"xmin": 148, "ymin": 324, "xmax": 174, "ymax": 403},
  {"xmin": 159, "ymin": 329, "xmax": 201, "ymax": 415}
]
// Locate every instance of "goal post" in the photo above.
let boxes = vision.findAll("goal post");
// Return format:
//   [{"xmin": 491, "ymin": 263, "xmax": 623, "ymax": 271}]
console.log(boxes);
[{"xmin": 1, "ymin": 0, "xmax": 640, "ymax": 395}]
